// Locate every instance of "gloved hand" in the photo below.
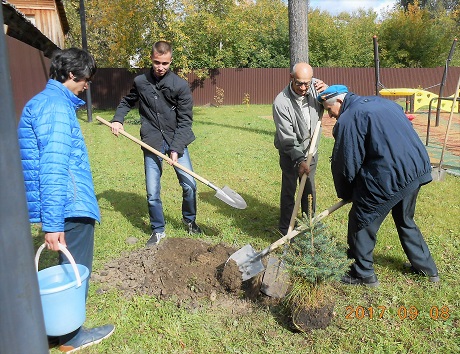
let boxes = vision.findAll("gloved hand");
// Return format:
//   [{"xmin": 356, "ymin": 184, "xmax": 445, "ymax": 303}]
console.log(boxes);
[{"xmin": 298, "ymin": 160, "xmax": 310, "ymax": 177}]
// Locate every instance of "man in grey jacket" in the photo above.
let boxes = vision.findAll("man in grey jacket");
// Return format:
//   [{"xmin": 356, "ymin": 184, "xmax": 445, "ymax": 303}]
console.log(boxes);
[{"xmin": 272, "ymin": 63, "xmax": 327, "ymax": 235}]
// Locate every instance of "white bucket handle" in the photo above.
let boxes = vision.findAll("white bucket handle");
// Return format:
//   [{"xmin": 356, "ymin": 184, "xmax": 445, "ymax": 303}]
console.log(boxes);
[{"xmin": 35, "ymin": 243, "xmax": 82, "ymax": 288}]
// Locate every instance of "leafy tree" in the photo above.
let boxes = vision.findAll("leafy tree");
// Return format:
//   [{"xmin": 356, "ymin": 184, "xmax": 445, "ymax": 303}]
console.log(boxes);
[
  {"xmin": 227, "ymin": 0, "xmax": 289, "ymax": 68},
  {"xmin": 308, "ymin": 9, "xmax": 378, "ymax": 67},
  {"xmin": 176, "ymin": 0, "xmax": 289, "ymax": 70},
  {"xmin": 61, "ymin": 0, "xmax": 458, "ymax": 69},
  {"xmin": 63, "ymin": 0, "xmax": 183, "ymax": 68},
  {"xmin": 62, "ymin": 0, "xmax": 81, "ymax": 48},
  {"xmin": 379, "ymin": 2, "xmax": 459, "ymax": 67},
  {"xmin": 399, "ymin": 0, "xmax": 459, "ymax": 12}
]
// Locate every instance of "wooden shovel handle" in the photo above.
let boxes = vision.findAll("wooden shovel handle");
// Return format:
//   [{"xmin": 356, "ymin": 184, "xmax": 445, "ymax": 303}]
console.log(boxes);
[
  {"xmin": 287, "ymin": 118, "xmax": 323, "ymax": 233},
  {"xmin": 265, "ymin": 199, "xmax": 350, "ymax": 256},
  {"xmin": 96, "ymin": 116, "xmax": 212, "ymax": 186}
]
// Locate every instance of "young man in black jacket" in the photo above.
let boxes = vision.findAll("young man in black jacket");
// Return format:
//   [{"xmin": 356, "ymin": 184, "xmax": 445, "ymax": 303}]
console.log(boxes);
[
  {"xmin": 111, "ymin": 41, "xmax": 201, "ymax": 245},
  {"xmin": 318, "ymin": 85, "xmax": 439, "ymax": 287}
]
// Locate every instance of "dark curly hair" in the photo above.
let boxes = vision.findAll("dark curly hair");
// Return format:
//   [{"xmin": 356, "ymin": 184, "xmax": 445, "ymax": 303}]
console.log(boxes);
[{"xmin": 49, "ymin": 47, "xmax": 97, "ymax": 83}]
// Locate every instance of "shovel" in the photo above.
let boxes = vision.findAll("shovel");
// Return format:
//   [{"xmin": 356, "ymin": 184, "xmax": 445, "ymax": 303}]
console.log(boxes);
[
  {"xmin": 261, "ymin": 118, "xmax": 323, "ymax": 296},
  {"xmin": 228, "ymin": 199, "xmax": 349, "ymax": 281},
  {"xmin": 96, "ymin": 116, "xmax": 247, "ymax": 209},
  {"xmin": 287, "ymin": 117, "xmax": 323, "ymax": 234},
  {"xmin": 431, "ymin": 75, "xmax": 460, "ymax": 181}
]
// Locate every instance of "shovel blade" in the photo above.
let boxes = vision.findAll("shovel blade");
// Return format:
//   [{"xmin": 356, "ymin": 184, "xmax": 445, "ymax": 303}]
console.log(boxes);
[
  {"xmin": 228, "ymin": 244, "xmax": 265, "ymax": 281},
  {"xmin": 215, "ymin": 186, "xmax": 247, "ymax": 209},
  {"xmin": 260, "ymin": 256, "xmax": 290, "ymax": 298},
  {"xmin": 431, "ymin": 167, "xmax": 446, "ymax": 182}
]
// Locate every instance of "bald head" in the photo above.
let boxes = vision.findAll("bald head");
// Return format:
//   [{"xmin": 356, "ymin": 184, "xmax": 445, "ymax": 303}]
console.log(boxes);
[
  {"xmin": 291, "ymin": 63, "xmax": 313, "ymax": 78},
  {"xmin": 290, "ymin": 62, "xmax": 313, "ymax": 96}
]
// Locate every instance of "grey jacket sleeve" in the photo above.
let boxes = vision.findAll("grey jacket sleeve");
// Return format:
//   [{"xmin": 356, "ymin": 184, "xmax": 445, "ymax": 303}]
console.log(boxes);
[{"xmin": 273, "ymin": 93, "xmax": 306, "ymax": 164}]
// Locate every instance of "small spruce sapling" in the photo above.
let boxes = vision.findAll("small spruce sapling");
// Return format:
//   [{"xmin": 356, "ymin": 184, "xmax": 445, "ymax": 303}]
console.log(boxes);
[{"xmin": 283, "ymin": 197, "xmax": 351, "ymax": 309}]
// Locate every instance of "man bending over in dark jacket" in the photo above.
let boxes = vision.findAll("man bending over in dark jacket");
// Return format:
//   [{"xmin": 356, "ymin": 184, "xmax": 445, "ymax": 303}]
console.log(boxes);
[{"xmin": 317, "ymin": 85, "xmax": 439, "ymax": 287}]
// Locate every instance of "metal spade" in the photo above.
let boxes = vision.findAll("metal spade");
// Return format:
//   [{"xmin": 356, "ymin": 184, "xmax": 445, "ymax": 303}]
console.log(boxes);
[
  {"xmin": 96, "ymin": 116, "xmax": 247, "ymax": 209},
  {"xmin": 228, "ymin": 199, "xmax": 349, "ymax": 281}
]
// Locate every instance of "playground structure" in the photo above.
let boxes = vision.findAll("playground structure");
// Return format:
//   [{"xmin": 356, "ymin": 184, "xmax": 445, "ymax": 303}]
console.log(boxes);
[
  {"xmin": 379, "ymin": 87, "xmax": 460, "ymax": 113},
  {"xmin": 373, "ymin": 36, "xmax": 460, "ymax": 176},
  {"xmin": 374, "ymin": 36, "xmax": 458, "ymax": 121}
]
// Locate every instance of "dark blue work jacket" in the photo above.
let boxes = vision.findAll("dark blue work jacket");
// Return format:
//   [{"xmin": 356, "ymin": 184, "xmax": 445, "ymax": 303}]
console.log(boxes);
[{"xmin": 331, "ymin": 93, "xmax": 432, "ymax": 229}]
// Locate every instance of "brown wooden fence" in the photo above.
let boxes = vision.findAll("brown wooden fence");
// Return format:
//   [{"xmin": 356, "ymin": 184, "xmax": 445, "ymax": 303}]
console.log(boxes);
[
  {"xmin": 7, "ymin": 34, "xmax": 460, "ymax": 117},
  {"xmin": 7, "ymin": 36, "xmax": 51, "ymax": 119},
  {"xmin": 91, "ymin": 67, "xmax": 460, "ymax": 109}
]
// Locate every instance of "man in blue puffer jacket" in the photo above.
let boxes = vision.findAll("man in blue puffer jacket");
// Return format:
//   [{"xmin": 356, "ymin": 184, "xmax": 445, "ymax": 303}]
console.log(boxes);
[
  {"xmin": 318, "ymin": 85, "xmax": 439, "ymax": 287},
  {"xmin": 18, "ymin": 48, "xmax": 114, "ymax": 352}
]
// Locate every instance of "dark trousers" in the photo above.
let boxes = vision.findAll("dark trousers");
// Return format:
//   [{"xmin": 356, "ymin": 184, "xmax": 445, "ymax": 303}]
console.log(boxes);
[
  {"xmin": 278, "ymin": 152, "xmax": 317, "ymax": 235},
  {"xmin": 60, "ymin": 217, "xmax": 95, "ymax": 299},
  {"xmin": 49, "ymin": 217, "xmax": 95, "ymax": 343},
  {"xmin": 347, "ymin": 187, "xmax": 438, "ymax": 277}
]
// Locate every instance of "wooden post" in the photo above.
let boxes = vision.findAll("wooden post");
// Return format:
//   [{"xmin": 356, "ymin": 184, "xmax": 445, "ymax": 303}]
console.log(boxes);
[{"xmin": 0, "ymin": 6, "xmax": 48, "ymax": 353}]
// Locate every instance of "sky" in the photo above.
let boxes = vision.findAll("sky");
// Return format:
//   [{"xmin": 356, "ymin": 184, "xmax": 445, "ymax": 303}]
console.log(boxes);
[{"xmin": 309, "ymin": 0, "xmax": 398, "ymax": 16}]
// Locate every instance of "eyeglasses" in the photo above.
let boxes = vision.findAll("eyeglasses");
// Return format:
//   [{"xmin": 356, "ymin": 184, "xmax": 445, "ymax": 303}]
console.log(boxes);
[{"xmin": 293, "ymin": 79, "xmax": 311, "ymax": 88}]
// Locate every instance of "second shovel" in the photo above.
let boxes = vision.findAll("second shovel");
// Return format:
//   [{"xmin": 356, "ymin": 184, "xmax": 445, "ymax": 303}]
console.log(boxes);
[{"xmin": 96, "ymin": 116, "xmax": 247, "ymax": 209}]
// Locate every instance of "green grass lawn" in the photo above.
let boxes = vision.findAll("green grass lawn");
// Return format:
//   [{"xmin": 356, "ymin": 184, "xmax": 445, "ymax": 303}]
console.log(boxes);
[{"xmin": 41, "ymin": 105, "xmax": 459, "ymax": 353}]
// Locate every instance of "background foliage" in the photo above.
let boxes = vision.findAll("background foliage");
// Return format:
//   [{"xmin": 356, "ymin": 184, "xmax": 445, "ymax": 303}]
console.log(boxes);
[{"xmin": 63, "ymin": 0, "xmax": 459, "ymax": 71}]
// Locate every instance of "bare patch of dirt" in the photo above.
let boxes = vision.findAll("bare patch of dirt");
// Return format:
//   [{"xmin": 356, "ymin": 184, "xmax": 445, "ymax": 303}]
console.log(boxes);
[
  {"xmin": 220, "ymin": 258, "xmax": 243, "ymax": 292},
  {"xmin": 93, "ymin": 238, "xmax": 268, "ymax": 307},
  {"xmin": 411, "ymin": 111, "xmax": 460, "ymax": 156},
  {"xmin": 319, "ymin": 111, "xmax": 459, "ymax": 149}
]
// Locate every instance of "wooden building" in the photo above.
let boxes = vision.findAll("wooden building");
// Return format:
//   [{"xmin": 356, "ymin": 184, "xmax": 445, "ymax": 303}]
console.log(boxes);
[
  {"xmin": 7, "ymin": 0, "xmax": 68, "ymax": 48},
  {"xmin": 2, "ymin": 0, "xmax": 69, "ymax": 118}
]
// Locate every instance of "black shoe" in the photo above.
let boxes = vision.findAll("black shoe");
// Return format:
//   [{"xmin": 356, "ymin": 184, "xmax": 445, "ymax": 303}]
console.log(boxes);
[
  {"xmin": 403, "ymin": 262, "xmax": 440, "ymax": 282},
  {"xmin": 183, "ymin": 219, "xmax": 202, "ymax": 234},
  {"xmin": 146, "ymin": 231, "xmax": 166, "ymax": 246},
  {"xmin": 341, "ymin": 273, "xmax": 379, "ymax": 287}
]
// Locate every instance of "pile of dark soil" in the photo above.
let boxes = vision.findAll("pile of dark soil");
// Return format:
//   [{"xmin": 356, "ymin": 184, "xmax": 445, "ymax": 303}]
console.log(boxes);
[
  {"xmin": 94, "ymin": 237, "xmax": 340, "ymax": 331},
  {"xmin": 93, "ymin": 237, "xmax": 262, "ymax": 304}
]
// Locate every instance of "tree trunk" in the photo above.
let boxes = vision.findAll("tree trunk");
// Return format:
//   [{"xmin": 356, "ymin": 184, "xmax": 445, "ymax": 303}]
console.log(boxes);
[{"xmin": 288, "ymin": 0, "xmax": 309, "ymax": 71}]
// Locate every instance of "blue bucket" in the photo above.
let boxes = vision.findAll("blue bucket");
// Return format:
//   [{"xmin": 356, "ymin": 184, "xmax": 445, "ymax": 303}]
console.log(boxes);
[{"xmin": 35, "ymin": 243, "xmax": 89, "ymax": 336}]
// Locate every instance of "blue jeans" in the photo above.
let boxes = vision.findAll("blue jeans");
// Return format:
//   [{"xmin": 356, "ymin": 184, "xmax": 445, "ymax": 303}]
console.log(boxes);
[{"xmin": 144, "ymin": 141, "xmax": 197, "ymax": 233}]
